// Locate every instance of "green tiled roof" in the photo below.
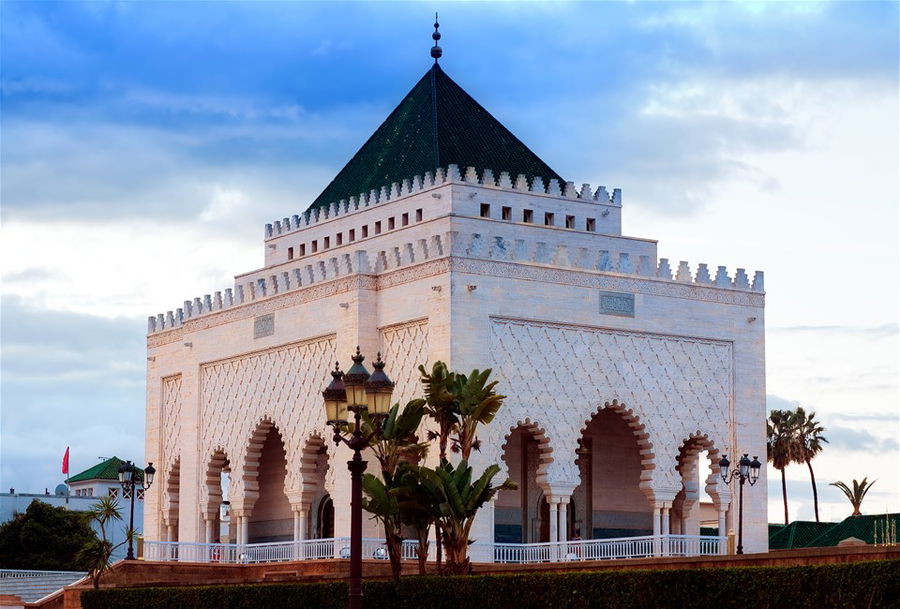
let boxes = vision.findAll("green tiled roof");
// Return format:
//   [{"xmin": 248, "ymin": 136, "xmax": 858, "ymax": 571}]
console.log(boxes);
[
  {"xmin": 805, "ymin": 513, "xmax": 900, "ymax": 547},
  {"xmin": 768, "ymin": 521, "xmax": 837, "ymax": 550},
  {"xmin": 308, "ymin": 64, "xmax": 564, "ymax": 213},
  {"xmin": 67, "ymin": 456, "xmax": 143, "ymax": 483}
]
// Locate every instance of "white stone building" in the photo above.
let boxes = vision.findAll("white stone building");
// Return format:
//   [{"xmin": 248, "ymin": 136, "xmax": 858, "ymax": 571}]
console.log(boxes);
[{"xmin": 144, "ymin": 56, "xmax": 768, "ymax": 555}]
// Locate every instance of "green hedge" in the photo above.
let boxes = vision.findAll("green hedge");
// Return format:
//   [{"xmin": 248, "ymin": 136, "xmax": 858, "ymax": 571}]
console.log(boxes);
[{"xmin": 82, "ymin": 560, "xmax": 900, "ymax": 609}]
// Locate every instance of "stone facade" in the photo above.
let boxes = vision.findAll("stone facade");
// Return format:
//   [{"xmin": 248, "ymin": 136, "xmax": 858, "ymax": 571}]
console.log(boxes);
[{"xmin": 144, "ymin": 166, "xmax": 767, "ymax": 552}]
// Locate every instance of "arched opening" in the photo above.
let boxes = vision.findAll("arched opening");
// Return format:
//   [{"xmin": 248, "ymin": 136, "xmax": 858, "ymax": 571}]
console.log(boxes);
[
  {"xmin": 248, "ymin": 424, "xmax": 292, "ymax": 543},
  {"xmin": 204, "ymin": 449, "xmax": 231, "ymax": 543},
  {"xmin": 163, "ymin": 458, "xmax": 180, "ymax": 542},
  {"xmin": 317, "ymin": 495, "xmax": 334, "ymax": 538},
  {"xmin": 672, "ymin": 435, "xmax": 722, "ymax": 537},
  {"xmin": 300, "ymin": 435, "xmax": 330, "ymax": 540},
  {"xmin": 573, "ymin": 406, "xmax": 653, "ymax": 539},
  {"xmin": 495, "ymin": 422, "xmax": 552, "ymax": 543}
]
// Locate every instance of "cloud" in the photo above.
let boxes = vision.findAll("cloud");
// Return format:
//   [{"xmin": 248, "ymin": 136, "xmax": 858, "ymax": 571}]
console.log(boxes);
[
  {"xmin": 0, "ymin": 297, "xmax": 147, "ymax": 491},
  {"xmin": 827, "ymin": 426, "xmax": 899, "ymax": 455},
  {"xmin": 770, "ymin": 324, "xmax": 899, "ymax": 338}
]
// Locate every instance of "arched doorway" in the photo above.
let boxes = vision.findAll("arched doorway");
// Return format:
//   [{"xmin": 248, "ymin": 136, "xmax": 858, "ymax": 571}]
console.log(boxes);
[
  {"xmin": 300, "ymin": 435, "xmax": 330, "ymax": 540},
  {"xmin": 573, "ymin": 406, "xmax": 653, "ymax": 539},
  {"xmin": 247, "ymin": 423, "xmax": 292, "ymax": 543},
  {"xmin": 317, "ymin": 495, "xmax": 334, "ymax": 539},
  {"xmin": 162, "ymin": 458, "xmax": 180, "ymax": 542},
  {"xmin": 203, "ymin": 449, "xmax": 230, "ymax": 543},
  {"xmin": 672, "ymin": 435, "xmax": 722, "ymax": 536},
  {"xmin": 495, "ymin": 423, "xmax": 552, "ymax": 543}
]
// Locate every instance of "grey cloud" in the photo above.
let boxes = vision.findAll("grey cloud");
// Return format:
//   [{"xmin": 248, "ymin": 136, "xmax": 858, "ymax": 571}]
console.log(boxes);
[
  {"xmin": 0, "ymin": 296, "xmax": 147, "ymax": 491},
  {"xmin": 2, "ymin": 268, "xmax": 59, "ymax": 283},
  {"xmin": 770, "ymin": 323, "xmax": 898, "ymax": 337},
  {"xmin": 826, "ymin": 426, "xmax": 899, "ymax": 454}
]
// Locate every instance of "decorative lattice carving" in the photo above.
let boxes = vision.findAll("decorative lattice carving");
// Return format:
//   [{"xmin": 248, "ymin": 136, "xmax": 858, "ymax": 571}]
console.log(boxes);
[
  {"xmin": 380, "ymin": 318, "xmax": 429, "ymax": 407},
  {"xmin": 161, "ymin": 375, "xmax": 182, "ymax": 490},
  {"xmin": 485, "ymin": 317, "xmax": 732, "ymax": 491},
  {"xmin": 200, "ymin": 335, "xmax": 337, "ymax": 504}
]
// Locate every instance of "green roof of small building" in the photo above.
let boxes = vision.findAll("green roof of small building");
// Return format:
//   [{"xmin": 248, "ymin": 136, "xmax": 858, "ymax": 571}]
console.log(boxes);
[
  {"xmin": 308, "ymin": 63, "xmax": 564, "ymax": 213},
  {"xmin": 768, "ymin": 521, "xmax": 837, "ymax": 550},
  {"xmin": 804, "ymin": 513, "xmax": 900, "ymax": 547},
  {"xmin": 67, "ymin": 456, "xmax": 143, "ymax": 483}
]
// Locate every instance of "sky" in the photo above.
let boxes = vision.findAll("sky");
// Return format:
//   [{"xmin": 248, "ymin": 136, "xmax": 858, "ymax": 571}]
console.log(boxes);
[{"xmin": 1, "ymin": 1, "xmax": 897, "ymax": 525}]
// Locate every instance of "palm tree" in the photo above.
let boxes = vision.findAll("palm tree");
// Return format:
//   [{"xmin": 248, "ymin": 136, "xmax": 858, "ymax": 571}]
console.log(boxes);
[
  {"xmin": 767, "ymin": 409, "xmax": 799, "ymax": 524},
  {"xmin": 398, "ymin": 459, "xmax": 516, "ymax": 575},
  {"xmin": 418, "ymin": 362, "xmax": 458, "ymax": 461},
  {"xmin": 793, "ymin": 407, "xmax": 828, "ymax": 522},
  {"xmin": 360, "ymin": 400, "xmax": 428, "ymax": 580},
  {"xmin": 450, "ymin": 368, "xmax": 505, "ymax": 460},
  {"xmin": 78, "ymin": 496, "xmax": 123, "ymax": 589},
  {"xmin": 830, "ymin": 478, "xmax": 877, "ymax": 516}
]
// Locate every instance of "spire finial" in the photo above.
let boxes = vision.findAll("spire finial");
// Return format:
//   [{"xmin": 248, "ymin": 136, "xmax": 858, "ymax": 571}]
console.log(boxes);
[{"xmin": 430, "ymin": 12, "xmax": 442, "ymax": 63}]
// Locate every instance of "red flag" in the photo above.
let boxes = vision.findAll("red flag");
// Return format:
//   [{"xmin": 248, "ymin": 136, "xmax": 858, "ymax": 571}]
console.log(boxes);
[{"xmin": 62, "ymin": 447, "xmax": 69, "ymax": 475}]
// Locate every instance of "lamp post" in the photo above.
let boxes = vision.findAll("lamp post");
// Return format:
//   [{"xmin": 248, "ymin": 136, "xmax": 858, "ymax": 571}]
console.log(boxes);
[
  {"xmin": 117, "ymin": 460, "xmax": 156, "ymax": 560},
  {"xmin": 718, "ymin": 453, "xmax": 761, "ymax": 555},
  {"xmin": 322, "ymin": 347, "xmax": 394, "ymax": 609}
]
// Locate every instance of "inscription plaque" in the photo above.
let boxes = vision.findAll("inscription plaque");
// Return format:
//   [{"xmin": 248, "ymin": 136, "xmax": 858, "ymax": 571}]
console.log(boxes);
[
  {"xmin": 254, "ymin": 314, "xmax": 275, "ymax": 338},
  {"xmin": 599, "ymin": 291, "xmax": 635, "ymax": 317}
]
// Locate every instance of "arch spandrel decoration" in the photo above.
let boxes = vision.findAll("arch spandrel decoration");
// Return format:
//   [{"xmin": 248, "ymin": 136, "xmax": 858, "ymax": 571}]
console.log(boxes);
[
  {"xmin": 488, "ymin": 318, "xmax": 732, "ymax": 489},
  {"xmin": 380, "ymin": 318, "xmax": 429, "ymax": 407},
  {"xmin": 161, "ymin": 374, "xmax": 182, "ymax": 491},
  {"xmin": 199, "ymin": 335, "xmax": 336, "ymax": 500}
]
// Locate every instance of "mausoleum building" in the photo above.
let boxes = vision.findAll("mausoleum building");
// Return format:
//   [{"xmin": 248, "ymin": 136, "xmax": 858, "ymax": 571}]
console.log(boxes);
[{"xmin": 144, "ymin": 51, "xmax": 768, "ymax": 556}]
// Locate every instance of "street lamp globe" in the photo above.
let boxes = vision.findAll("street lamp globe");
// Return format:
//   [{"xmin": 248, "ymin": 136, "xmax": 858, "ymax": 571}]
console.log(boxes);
[
  {"xmin": 718, "ymin": 455, "xmax": 730, "ymax": 481},
  {"xmin": 342, "ymin": 347, "xmax": 371, "ymax": 408},
  {"xmin": 749, "ymin": 456, "xmax": 762, "ymax": 485},
  {"xmin": 322, "ymin": 363, "xmax": 348, "ymax": 424},
  {"xmin": 144, "ymin": 462, "xmax": 156, "ymax": 489},
  {"xmin": 364, "ymin": 353, "xmax": 395, "ymax": 416},
  {"xmin": 738, "ymin": 454, "xmax": 751, "ymax": 478},
  {"xmin": 118, "ymin": 461, "xmax": 134, "ymax": 486}
]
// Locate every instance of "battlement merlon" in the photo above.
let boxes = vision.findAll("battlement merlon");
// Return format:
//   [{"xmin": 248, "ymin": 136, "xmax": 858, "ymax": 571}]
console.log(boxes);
[
  {"xmin": 147, "ymin": 215, "xmax": 765, "ymax": 335},
  {"xmin": 262, "ymin": 165, "xmax": 624, "ymax": 268}
]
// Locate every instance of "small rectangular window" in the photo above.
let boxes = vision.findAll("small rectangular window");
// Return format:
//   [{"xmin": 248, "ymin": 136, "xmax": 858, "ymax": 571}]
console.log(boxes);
[
  {"xmin": 502, "ymin": 206, "xmax": 512, "ymax": 221},
  {"xmin": 287, "ymin": 247, "xmax": 294, "ymax": 260},
  {"xmin": 415, "ymin": 208, "xmax": 423, "ymax": 222},
  {"xmin": 402, "ymin": 212, "xmax": 409, "ymax": 226},
  {"xmin": 586, "ymin": 218, "xmax": 596, "ymax": 232},
  {"xmin": 480, "ymin": 203, "xmax": 491, "ymax": 218},
  {"xmin": 544, "ymin": 212, "xmax": 554, "ymax": 226},
  {"xmin": 349, "ymin": 229, "xmax": 356, "ymax": 242},
  {"xmin": 312, "ymin": 240, "xmax": 318, "ymax": 253},
  {"xmin": 337, "ymin": 233, "xmax": 343, "ymax": 246},
  {"xmin": 388, "ymin": 217, "xmax": 395, "ymax": 230},
  {"xmin": 523, "ymin": 209, "xmax": 533, "ymax": 223},
  {"xmin": 375, "ymin": 221, "xmax": 382, "ymax": 235},
  {"xmin": 566, "ymin": 215, "xmax": 575, "ymax": 229},
  {"xmin": 362, "ymin": 225, "xmax": 369, "ymax": 238},
  {"xmin": 299, "ymin": 244, "xmax": 306, "ymax": 257},
  {"xmin": 324, "ymin": 236, "xmax": 330, "ymax": 249}
]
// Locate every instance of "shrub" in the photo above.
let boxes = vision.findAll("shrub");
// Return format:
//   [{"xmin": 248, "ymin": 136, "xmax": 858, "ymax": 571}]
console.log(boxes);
[{"xmin": 81, "ymin": 560, "xmax": 900, "ymax": 609}]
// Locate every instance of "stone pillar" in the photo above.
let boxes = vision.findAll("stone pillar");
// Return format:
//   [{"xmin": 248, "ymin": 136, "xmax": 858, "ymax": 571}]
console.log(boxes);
[
  {"xmin": 167, "ymin": 523, "xmax": 176, "ymax": 542},
  {"xmin": 661, "ymin": 504, "xmax": 671, "ymax": 557},
  {"xmin": 205, "ymin": 518, "xmax": 215, "ymax": 543},
  {"xmin": 652, "ymin": 502, "xmax": 662, "ymax": 537},
  {"xmin": 558, "ymin": 498, "xmax": 569, "ymax": 542},
  {"xmin": 717, "ymin": 506, "xmax": 728, "ymax": 555},
  {"xmin": 548, "ymin": 498, "xmax": 559, "ymax": 543}
]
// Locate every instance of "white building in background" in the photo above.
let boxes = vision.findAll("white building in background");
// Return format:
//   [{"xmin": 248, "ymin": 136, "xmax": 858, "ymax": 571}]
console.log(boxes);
[
  {"xmin": 144, "ymin": 48, "xmax": 768, "ymax": 555},
  {"xmin": 1, "ymin": 457, "xmax": 144, "ymax": 560}
]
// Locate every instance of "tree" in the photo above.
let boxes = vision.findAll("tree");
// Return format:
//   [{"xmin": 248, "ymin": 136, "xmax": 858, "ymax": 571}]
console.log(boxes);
[
  {"xmin": 77, "ymin": 496, "xmax": 124, "ymax": 589},
  {"xmin": 0, "ymin": 499, "xmax": 97, "ymax": 570},
  {"xmin": 830, "ymin": 478, "xmax": 877, "ymax": 517},
  {"xmin": 767, "ymin": 409, "xmax": 800, "ymax": 524},
  {"xmin": 398, "ymin": 459, "xmax": 515, "ymax": 575},
  {"xmin": 450, "ymin": 368, "xmax": 505, "ymax": 460},
  {"xmin": 793, "ymin": 407, "xmax": 828, "ymax": 522},
  {"xmin": 360, "ymin": 400, "xmax": 428, "ymax": 580},
  {"xmin": 418, "ymin": 362, "xmax": 458, "ymax": 461}
]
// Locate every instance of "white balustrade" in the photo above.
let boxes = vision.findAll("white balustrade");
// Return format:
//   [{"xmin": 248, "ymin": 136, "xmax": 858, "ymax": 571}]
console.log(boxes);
[{"xmin": 142, "ymin": 534, "xmax": 723, "ymax": 565}]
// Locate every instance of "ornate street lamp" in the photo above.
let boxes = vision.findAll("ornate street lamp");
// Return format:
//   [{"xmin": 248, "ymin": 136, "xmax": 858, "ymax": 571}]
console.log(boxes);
[
  {"xmin": 719, "ymin": 453, "xmax": 761, "ymax": 555},
  {"xmin": 117, "ymin": 460, "xmax": 155, "ymax": 560},
  {"xmin": 322, "ymin": 347, "xmax": 394, "ymax": 609}
]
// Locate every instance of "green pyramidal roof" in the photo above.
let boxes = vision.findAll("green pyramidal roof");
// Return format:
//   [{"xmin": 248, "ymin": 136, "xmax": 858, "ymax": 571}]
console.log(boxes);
[
  {"xmin": 308, "ymin": 64, "xmax": 564, "ymax": 212},
  {"xmin": 67, "ymin": 456, "xmax": 143, "ymax": 483}
]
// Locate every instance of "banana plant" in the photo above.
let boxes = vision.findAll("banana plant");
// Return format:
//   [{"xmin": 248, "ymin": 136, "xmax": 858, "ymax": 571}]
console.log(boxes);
[
  {"xmin": 418, "ymin": 362, "xmax": 458, "ymax": 461},
  {"xmin": 398, "ymin": 459, "xmax": 516, "ymax": 575},
  {"xmin": 361, "ymin": 472, "xmax": 403, "ymax": 580},
  {"xmin": 450, "ymin": 368, "xmax": 506, "ymax": 460},
  {"xmin": 361, "ymin": 399, "xmax": 428, "ymax": 476}
]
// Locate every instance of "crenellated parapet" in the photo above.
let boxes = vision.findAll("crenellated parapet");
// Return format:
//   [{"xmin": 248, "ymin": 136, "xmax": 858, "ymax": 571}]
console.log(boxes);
[
  {"xmin": 148, "ymin": 225, "xmax": 765, "ymax": 334},
  {"xmin": 264, "ymin": 164, "xmax": 622, "ymax": 239}
]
